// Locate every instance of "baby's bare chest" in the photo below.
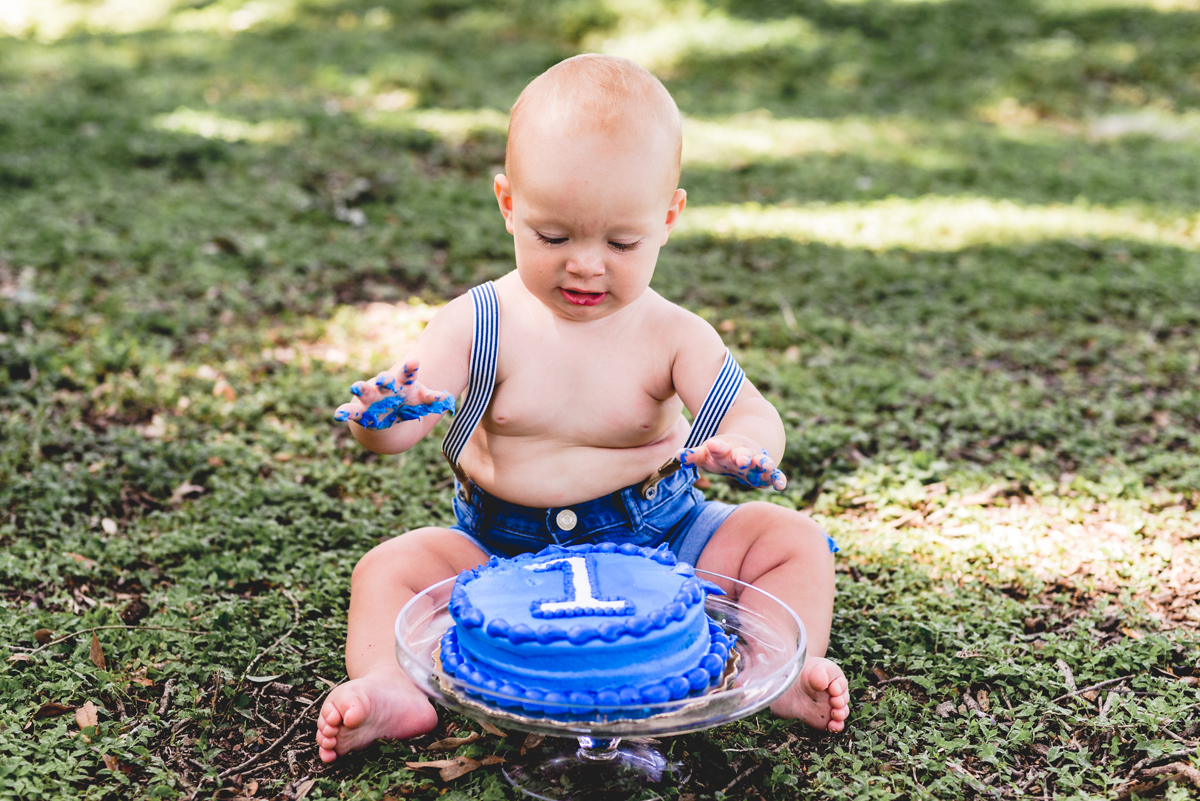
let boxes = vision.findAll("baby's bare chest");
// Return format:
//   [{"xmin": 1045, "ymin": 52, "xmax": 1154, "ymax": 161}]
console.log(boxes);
[{"xmin": 486, "ymin": 333, "xmax": 679, "ymax": 444}]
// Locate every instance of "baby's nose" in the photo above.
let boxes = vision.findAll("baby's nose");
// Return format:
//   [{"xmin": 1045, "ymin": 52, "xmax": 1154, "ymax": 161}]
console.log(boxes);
[{"xmin": 566, "ymin": 247, "xmax": 606, "ymax": 278}]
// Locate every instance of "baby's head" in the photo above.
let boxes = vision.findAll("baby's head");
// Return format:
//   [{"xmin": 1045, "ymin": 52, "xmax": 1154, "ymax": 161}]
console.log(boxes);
[
  {"xmin": 505, "ymin": 54, "xmax": 682, "ymax": 201},
  {"xmin": 496, "ymin": 55, "xmax": 687, "ymax": 321}
]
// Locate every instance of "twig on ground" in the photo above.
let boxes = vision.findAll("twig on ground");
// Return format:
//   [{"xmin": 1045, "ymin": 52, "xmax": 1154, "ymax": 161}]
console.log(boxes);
[
  {"xmin": 722, "ymin": 761, "xmax": 763, "ymax": 795},
  {"xmin": 1114, "ymin": 761, "xmax": 1200, "ymax": 801},
  {"xmin": 21, "ymin": 626, "xmax": 208, "ymax": 657},
  {"xmin": 158, "ymin": 678, "xmax": 177, "ymax": 717},
  {"xmin": 1049, "ymin": 676, "xmax": 1129, "ymax": 704},
  {"xmin": 241, "ymin": 589, "xmax": 303, "ymax": 683},
  {"xmin": 216, "ymin": 690, "xmax": 326, "ymax": 780}
]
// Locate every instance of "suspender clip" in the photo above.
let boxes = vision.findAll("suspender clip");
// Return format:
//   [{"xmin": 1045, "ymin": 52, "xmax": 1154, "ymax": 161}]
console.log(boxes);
[
  {"xmin": 443, "ymin": 452, "xmax": 474, "ymax": 503},
  {"xmin": 639, "ymin": 456, "xmax": 683, "ymax": 500}
]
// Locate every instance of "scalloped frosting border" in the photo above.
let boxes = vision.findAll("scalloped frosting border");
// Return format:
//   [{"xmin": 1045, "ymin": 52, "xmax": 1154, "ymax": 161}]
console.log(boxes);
[
  {"xmin": 447, "ymin": 542, "xmax": 727, "ymax": 647},
  {"xmin": 439, "ymin": 618, "xmax": 736, "ymax": 714}
]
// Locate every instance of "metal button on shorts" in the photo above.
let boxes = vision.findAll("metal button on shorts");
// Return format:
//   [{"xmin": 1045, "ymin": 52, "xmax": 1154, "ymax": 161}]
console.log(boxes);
[{"xmin": 555, "ymin": 509, "xmax": 577, "ymax": 531}]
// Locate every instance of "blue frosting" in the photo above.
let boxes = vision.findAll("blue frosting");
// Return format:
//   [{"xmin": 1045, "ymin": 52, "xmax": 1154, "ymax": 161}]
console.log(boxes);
[
  {"xmin": 439, "ymin": 622, "xmax": 736, "ymax": 719},
  {"xmin": 679, "ymin": 446, "xmax": 785, "ymax": 489},
  {"xmin": 336, "ymin": 394, "xmax": 455, "ymax": 429},
  {"xmin": 441, "ymin": 542, "xmax": 737, "ymax": 718},
  {"xmin": 451, "ymin": 543, "xmax": 722, "ymax": 647}
]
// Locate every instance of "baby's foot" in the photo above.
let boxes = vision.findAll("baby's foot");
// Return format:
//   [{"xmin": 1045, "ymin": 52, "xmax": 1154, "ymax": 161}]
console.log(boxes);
[
  {"xmin": 316, "ymin": 673, "xmax": 439, "ymax": 763},
  {"xmin": 770, "ymin": 656, "xmax": 850, "ymax": 733}
]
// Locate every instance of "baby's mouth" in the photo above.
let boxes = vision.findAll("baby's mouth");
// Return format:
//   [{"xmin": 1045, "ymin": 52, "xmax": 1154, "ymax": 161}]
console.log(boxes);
[{"xmin": 560, "ymin": 288, "xmax": 607, "ymax": 306}]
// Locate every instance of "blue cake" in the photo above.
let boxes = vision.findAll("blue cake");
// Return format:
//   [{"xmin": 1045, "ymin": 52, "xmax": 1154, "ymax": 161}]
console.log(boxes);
[{"xmin": 439, "ymin": 542, "xmax": 734, "ymax": 716}]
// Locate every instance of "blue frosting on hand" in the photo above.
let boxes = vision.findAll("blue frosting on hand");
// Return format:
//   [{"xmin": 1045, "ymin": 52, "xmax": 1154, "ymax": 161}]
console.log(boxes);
[{"xmin": 354, "ymin": 394, "xmax": 456, "ymax": 430}]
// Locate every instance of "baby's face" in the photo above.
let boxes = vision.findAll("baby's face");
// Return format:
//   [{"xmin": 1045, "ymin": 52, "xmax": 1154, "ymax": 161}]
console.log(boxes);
[{"xmin": 496, "ymin": 125, "xmax": 685, "ymax": 322}]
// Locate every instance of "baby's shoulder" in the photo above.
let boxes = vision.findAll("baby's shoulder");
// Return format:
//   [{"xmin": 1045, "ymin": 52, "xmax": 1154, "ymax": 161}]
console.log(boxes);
[
  {"xmin": 417, "ymin": 286, "xmax": 481, "ymax": 355},
  {"xmin": 641, "ymin": 291, "xmax": 724, "ymax": 348}
]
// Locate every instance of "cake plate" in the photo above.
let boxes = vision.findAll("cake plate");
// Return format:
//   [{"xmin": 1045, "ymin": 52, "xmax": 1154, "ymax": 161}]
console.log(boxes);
[{"xmin": 395, "ymin": 571, "xmax": 806, "ymax": 801}]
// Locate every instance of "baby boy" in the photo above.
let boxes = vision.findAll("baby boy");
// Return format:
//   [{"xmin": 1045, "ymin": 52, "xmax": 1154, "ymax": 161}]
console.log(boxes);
[{"xmin": 316, "ymin": 54, "xmax": 849, "ymax": 763}]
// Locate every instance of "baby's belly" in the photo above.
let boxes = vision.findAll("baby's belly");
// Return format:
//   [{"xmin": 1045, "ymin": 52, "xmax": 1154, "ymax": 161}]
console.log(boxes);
[{"xmin": 459, "ymin": 421, "xmax": 687, "ymax": 508}]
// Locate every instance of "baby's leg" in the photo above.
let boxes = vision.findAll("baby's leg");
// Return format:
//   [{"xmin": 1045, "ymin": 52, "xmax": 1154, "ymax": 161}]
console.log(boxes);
[
  {"xmin": 316, "ymin": 527, "xmax": 487, "ymax": 763},
  {"xmin": 695, "ymin": 503, "xmax": 850, "ymax": 732}
]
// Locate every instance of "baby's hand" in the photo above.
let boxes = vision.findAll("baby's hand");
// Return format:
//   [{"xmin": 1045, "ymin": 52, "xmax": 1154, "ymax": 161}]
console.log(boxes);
[
  {"xmin": 680, "ymin": 438, "xmax": 787, "ymax": 491},
  {"xmin": 333, "ymin": 361, "xmax": 455, "ymax": 430}
]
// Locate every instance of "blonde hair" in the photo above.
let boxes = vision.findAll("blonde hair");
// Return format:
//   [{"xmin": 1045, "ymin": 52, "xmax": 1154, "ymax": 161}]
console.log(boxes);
[{"xmin": 506, "ymin": 54, "xmax": 682, "ymax": 190}]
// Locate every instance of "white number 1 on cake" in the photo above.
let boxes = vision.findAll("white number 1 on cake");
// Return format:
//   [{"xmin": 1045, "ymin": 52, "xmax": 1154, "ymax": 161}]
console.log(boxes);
[{"xmin": 526, "ymin": 556, "xmax": 634, "ymax": 617}]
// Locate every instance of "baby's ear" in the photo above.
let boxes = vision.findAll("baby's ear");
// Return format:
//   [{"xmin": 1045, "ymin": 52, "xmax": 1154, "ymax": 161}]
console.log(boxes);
[
  {"xmin": 662, "ymin": 188, "xmax": 687, "ymax": 244},
  {"xmin": 494, "ymin": 174, "xmax": 516, "ymax": 234}
]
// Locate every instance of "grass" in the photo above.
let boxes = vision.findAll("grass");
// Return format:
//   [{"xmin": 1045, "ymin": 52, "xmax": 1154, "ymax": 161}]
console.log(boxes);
[{"xmin": 2, "ymin": 0, "xmax": 1199, "ymax": 798}]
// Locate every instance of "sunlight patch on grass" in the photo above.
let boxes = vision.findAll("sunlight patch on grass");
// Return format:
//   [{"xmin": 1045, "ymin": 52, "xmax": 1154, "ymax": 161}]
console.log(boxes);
[
  {"xmin": 152, "ymin": 107, "xmax": 303, "ymax": 144},
  {"xmin": 683, "ymin": 112, "xmax": 963, "ymax": 169},
  {"xmin": 171, "ymin": 0, "xmax": 297, "ymax": 34},
  {"xmin": 597, "ymin": 9, "xmax": 822, "ymax": 74},
  {"xmin": 0, "ymin": 0, "xmax": 180, "ymax": 39},
  {"xmin": 1088, "ymin": 109, "xmax": 1200, "ymax": 142},
  {"xmin": 1037, "ymin": 0, "xmax": 1200, "ymax": 11},
  {"xmin": 304, "ymin": 300, "xmax": 441, "ymax": 374},
  {"xmin": 826, "ymin": 0, "xmax": 955, "ymax": 4},
  {"xmin": 0, "ymin": 0, "xmax": 298, "ymax": 39},
  {"xmin": 359, "ymin": 108, "xmax": 508, "ymax": 144},
  {"xmin": 830, "ymin": 490, "xmax": 1199, "ymax": 605},
  {"xmin": 680, "ymin": 197, "xmax": 1200, "ymax": 251}
]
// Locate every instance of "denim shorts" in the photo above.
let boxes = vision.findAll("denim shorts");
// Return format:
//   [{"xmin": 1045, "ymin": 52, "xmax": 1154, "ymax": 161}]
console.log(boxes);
[{"xmin": 449, "ymin": 466, "xmax": 737, "ymax": 565}]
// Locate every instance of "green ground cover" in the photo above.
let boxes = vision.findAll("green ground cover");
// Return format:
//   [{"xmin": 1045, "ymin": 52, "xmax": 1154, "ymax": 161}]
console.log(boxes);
[{"xmin": 1, "ymin": 0, "xmax": 1198, "ymax": 798}]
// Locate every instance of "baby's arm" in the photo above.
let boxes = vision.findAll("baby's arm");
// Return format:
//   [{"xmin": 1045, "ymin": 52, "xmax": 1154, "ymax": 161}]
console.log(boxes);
[
  {"xmin": 334, "ymin": 294, "xmax": 474, "ymax": 455},
  {"xmin": 671, "ymin": 317, "xmax": 787, "ymax": 490}
]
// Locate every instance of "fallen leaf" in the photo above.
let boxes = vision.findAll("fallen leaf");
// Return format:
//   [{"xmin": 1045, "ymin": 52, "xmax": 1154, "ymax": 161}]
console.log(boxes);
[
  {"xmin": 959, "ymin": 484, "xmax": 1005, "ymax": 506},
  {"xmin": 7, "ymin": 654, "xmax": 33, "ymax": 664},
  {"xmin": 1121, "ymin": 627, "xmax": 1145, "ymax": 640},
  {"xmin": 245, "ymin": 780, "xmax": 258, "ymax": 797},
  {"xmin": 213, "ymin": 377, "xmax": 237, "ymax": 401},
  {"xmin": 35, "ymin": 702, "xmax": 75, "ymax": 718},
  {"xmin": 428, "ymin": 732, "xmax": 480, "ymax": 751},
  {"xmin": 63, "ymin": 552, "xmax": 97, "ymax": 569},
  {"xmin": 130, "ymin": 677, "xmax": 154, "ymax": 687},
  {"xmin": 479, "ymin": 755, "xmax": 506, "ymax": 766},
  {"xmin": 75, "ymin": 701, "xmax": 98, "ymax": 730},
  {"xmin": 478, "ymin": 721, "xmax": 507, "ymax": 737},
  {"xmin": 170, "ymin": 481, "xmax": 205, "ymax": 505},
  {"xmin": 522, "ymin": 732, "xmax": 545, "ymax": 752},
  {"xmin": 101, "ymin": 518, "xmax": 118, "ymax": 535},
  {"xmin": 934, "ymin": 701, "xmax": 956, "ymax": 718},
  {"xmin": 405, "ymin": 755, "xmax": 491, "ymax": 780},
  {"xmin": 34, "ymin": 628, "xmax": 54, "ymax": 644},
  {"xmin": 246, "ymin": 674, "xmax": 285, "ymax": 683},
  {"xmin": 90, "ymin": 632, "xmax": 106, "ymax": 670},
  {"xmin": 294, "ymin": 779, "xmax": 316, "ymax": 799},
  {"xmin": 101, "ymin": 754, "xmax": 121, "ymax": 773}
]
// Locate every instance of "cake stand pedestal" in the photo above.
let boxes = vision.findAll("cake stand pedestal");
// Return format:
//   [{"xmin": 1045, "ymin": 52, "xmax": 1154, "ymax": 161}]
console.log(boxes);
[{"xmin": 395, "ymin": 571, "xmax": 806, "ymax": 801}]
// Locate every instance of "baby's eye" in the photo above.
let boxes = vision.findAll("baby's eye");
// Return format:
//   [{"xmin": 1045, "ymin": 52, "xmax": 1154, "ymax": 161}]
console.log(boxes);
[
  {"xmin": 534, "ymin": 232, "xmax": 567, "ymax": 246},
  {"xmin": 609, "ymin": 240, "xmax": 641, "ymax": 252}
]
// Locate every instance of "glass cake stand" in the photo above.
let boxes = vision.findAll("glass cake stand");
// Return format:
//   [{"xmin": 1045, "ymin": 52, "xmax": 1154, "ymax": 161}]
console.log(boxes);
[{"xmin": 395, "ymin": 571, "xmax": 806, "ymax": 800}]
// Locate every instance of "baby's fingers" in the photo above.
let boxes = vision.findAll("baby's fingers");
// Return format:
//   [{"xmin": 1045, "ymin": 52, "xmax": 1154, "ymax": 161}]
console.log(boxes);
[
  {"xmin": 745, "ymin": 450, "xmax": 787, "ymax": 491},
  {"xmin": 333, "ymin": 401, "xmax": 363, "ymax": 423}
]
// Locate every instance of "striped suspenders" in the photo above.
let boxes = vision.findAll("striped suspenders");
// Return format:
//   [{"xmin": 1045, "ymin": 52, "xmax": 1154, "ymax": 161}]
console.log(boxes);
[
  {"xmin": 440, "ymin": 280, "xmax": 746, "ymax": 502},
  {"xmin": 441, "ymin": 282, "xmax": 499, "ymax": 502},
  {"xmin": 637, "ymin": 351, "xmax": 745, "ymax": 500}
]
